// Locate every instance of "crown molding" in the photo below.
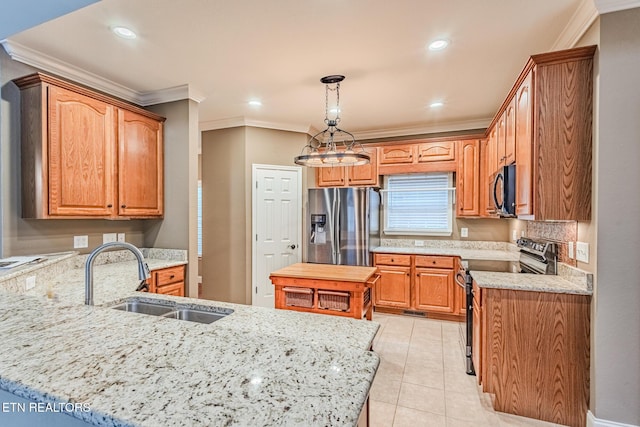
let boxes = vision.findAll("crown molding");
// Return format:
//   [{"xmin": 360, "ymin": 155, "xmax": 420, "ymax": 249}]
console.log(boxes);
[
  {"xmin": 350, "ymin": 118, "xmax": 492, "ymax": 141},
  {"xmin": 551, "ymin": 0, "xmax": 600, "ymax": 50},
  {"xmin": 594, "ymin": 0, "xmax": 640, "ymax": 13},
  {"xmin": 1, "ymin": 39, "xmax": 204, "ymax": 105},
  {"xmin": 199, "ymin": 117, "xmax": 315, "ymax": 134}
]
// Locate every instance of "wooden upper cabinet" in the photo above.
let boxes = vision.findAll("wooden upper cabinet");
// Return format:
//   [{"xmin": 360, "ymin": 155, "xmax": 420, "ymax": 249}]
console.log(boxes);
[
  {"xmin": 378, "ymin": 139, "xmax": 457, "ymax": 175},
  {"xmin": 316, "ymin": 146, "xmax": 378, "ymax": 187},
  {"xmin": 47, "ymin": 85, "xmax": 117, "ymax": 217},
  {"xmin": 496, "ymin": 113, "xmax": 506, "ymax": 169},
  {"xmin": 515, "ymin": 71, "xmax": 533, "ymax": 216},
  {"xmin": 503, "ymin": 98, "xmax": 516, "ymax": 166},
  {"xmin": 456, "ymin": 139, "xmax": 481, "ymax": 217},
  {"xmin": 118, "ymin": 109, "xmax": 164, "ymax": 216},
  {"xmin": 417, "ymin": 141, "xmax": 455, "ymax": 163},
  {"xmin": 348, "ymin": 146, "xmax": 378, "ymax": 186},
  {"xmin": 487, "ymin": 126, "xmax": 498, "ymax": 178},
  {"xmin": 379, "ymin": 144, "xmax": 414, "ymax": 165},
  {"xmin": 15, "ymin": 72, "xmax": 165, "ymax": 219}
]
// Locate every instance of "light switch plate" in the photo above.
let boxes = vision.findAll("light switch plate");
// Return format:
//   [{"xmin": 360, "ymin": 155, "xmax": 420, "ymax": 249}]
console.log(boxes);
[
  {"xmin": 74, "ymin": 235, "xmax": 88, "ymax": 248},
  {"xmin": 576, "ymin": 242, "xmax": 589, "ymax": 263},
  {"xmin": 461, "ymin": 228, "xmax": 469, "ymax": 238},
  {"xmin": 25, "ymin": 276, "xmax": 36, "ymax": 290},
  {"xmin": 414, "ymin": 240, "xmax": 425, "ymax": 247},
  {"xmin": 117, "ymin": 233, "xmax": 126, "ymax": 242},
  {"xmin": 512, "ymin": 230, "xmax": 518, "ymax": 241},
  {"xmin": 103, "ymin": 233, "xmax": 117, "ymax": 244}
]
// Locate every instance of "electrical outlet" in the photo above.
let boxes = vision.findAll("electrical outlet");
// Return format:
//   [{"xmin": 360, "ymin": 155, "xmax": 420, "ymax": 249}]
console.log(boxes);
[
  {"xmin": 512, "ymin": 230, "xmax": 518, "ymax": 241},
  {"xmin": 103, "ymin": 233, "xmax": 117, "ymax": 244},
  {"xmin": 568, "ymin": 241, "xmax": 575, "ymax": 259},
  {"xmin": 414, "ymin": 240, "xmax": 425, "ymax": 247},
  {"xmin": 576, "ymin": 242, "xmax": 589, "ymax": 263},
  {"xmin": 460, "ymin": 228, "xmax": 468, "ymax": 238},
  {"xmin": 521, "ymin": 230, "xmax": 525, "ymax": 237},
  {"xmin": 74, "ymin": 235, "xmax": 88, "ymax": 248},
  {"xmin": 25, "ymin": 276, "xmax": 36, "ymax": 290},
  {"xmin": 117, "ymin": 233, "xmax": 126, "ymax": 242}
]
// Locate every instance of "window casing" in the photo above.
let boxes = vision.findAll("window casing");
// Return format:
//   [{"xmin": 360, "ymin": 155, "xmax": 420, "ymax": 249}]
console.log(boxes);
[{"xmin": 382, "ymin": 173, "xmax": 453, "ymax": 236}]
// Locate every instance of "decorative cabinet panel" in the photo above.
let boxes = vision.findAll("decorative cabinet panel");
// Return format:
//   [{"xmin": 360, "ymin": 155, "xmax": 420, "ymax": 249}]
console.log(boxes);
[
  {"xmin": 502, "ymin": 98, "xmax": 516, "ymax": 167},
  {"xmin": 456, "ymin": 139, "xmax": 481, "ymax": 217},
  {"xmin": 15, "ymin": 72, "xmax": 165, "ymax": 219},
  {"xmin": 515, "ymin": 71, "xmax": 533, "ymax": 216},
  {"xmin": 379, "ymin": 144, "xmax": 414, "ymax": 165},
  {"xmin": 316, "ymin": 146, "xmax": 378, "ymax": 187},
  {"xmin": 374, "ymin": 253, "xmax": 463, "ymax": 320},
  {"xmin": 416, "ymin": 141, "xmax": 455, "ymax": 163}
]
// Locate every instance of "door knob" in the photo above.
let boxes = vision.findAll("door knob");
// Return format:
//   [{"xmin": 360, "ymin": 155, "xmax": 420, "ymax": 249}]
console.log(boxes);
[{"xmin": 288, "ymin": 244, "xmax": 297, "ymax": 250}]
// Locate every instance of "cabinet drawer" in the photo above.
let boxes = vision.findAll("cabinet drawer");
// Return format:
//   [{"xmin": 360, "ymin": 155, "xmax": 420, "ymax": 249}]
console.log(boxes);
[
  {"xmin": 415, "ymin": 256, "xmax": 455, "ymax": 269},
  {"xmin": 374, "ymin": 254, "xmax": 411, "ymax": 266},
  {"xmin": 378, "ymin": 145, "xmax": 415, "ymax": 164},
  {"xmin": 156, "ymin": 281, "xmax": 184, "ymax": 297},
  {"xmin": 417, "ymin": 141, "xmax": 455, "ymax": 163},
  {"xmin": 155, "ymin": 265, "xmax": 185, "ymax": 286}
]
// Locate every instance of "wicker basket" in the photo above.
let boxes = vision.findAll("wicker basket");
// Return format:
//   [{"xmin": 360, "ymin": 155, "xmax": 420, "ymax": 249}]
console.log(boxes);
[
  {"xmin": 283, "ymin": 287, "xmax": 314, "ymax": 308},
  {"xmin": 318, "ymin": 290, "xmax": 350, "ymax": 312}
]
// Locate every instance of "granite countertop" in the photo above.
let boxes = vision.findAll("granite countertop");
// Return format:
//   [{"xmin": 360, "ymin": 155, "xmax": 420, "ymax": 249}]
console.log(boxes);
[
  {"xmin": 0, "ymin": 254, "xmax": 380, "ymax": 426},
  {"xmin": 470, "ymin": 270, "xmax": 592, "ymax": 295}
]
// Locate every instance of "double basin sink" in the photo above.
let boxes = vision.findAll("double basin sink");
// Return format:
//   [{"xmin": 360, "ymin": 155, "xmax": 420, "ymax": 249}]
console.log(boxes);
[{"xmin": 110, "ymin": 298, "xmax": 233, "ymax": 324}]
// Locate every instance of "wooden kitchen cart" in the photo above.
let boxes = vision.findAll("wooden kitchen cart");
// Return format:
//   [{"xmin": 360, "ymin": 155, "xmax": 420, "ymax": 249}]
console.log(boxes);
[{"xmin": 269, "ymin": 263, "xmax": 379, "ymax": 320}]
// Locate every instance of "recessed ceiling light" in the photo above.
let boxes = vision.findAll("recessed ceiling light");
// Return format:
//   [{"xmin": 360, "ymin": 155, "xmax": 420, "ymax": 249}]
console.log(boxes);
[
  {"xmin": 112, "ymin": 26, "xmax": 137, "ymax": 39},
  {"xmin": 248, "ymin": 100, "xmax": 262, "ymax": 107},
  {"xmin": 428, "ymin": 39, "xmax": 449, "ymax": 51},
  {"xmin": 430, "ymin": 101, "xmax": 444, "ymax": 108}
]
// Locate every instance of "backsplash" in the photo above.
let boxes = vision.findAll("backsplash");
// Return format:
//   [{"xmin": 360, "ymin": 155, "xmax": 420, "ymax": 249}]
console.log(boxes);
[{"xmin": 526, "ymin": 222, "xmax": 577, "ymax": 266}]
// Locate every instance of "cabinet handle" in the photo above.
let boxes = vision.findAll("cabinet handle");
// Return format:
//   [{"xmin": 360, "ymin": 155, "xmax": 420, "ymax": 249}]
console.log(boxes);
[
  {"xmin": 390, "ymin": 258, "xmax": 394, "ymax": 262},
  {"xmin": 169, "ymin": 275, "xmax": 175, "ymax": 279},
  {"xmin": 107, "ymin": 204, "xmax": 113, "ymax": 208},
  {"xmin": 407, "ymin": 273, "xmax": 410, "ymax": 277},
  {"xmin": 432, "ymin": 261, "xmax": 436, "ymax": 264},
  {"xmin": 121, "ymin": 204, "xmax": 127, "ymax": 208}
]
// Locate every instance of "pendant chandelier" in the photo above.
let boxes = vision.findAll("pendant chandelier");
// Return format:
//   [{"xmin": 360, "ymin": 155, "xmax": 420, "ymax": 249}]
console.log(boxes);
[{"xmin": 294, "ymin": 75, "xmax": 370, "ymax": 167}]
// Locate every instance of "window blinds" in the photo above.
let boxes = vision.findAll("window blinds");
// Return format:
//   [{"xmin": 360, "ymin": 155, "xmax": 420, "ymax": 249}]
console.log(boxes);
[{"xmin": 383, "ymin": 173, "xmax": 453, "ymax": 235}]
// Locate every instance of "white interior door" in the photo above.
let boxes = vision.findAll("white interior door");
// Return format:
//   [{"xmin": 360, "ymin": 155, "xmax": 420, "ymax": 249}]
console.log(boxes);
[{"xmin": 252, "ymin": 164, "xmax": 302, "ymax": 308}]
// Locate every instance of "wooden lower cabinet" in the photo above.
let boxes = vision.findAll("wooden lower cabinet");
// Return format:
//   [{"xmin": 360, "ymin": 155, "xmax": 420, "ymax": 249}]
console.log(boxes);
[
  {"xmin": 478, "ymin": 287, "xmax": 590, "ymax": 427},
  {"xmin": 374, "ymin": 253, "xmax": 463, "ymax": 320},
  {"xmin": 149, "ymin": 265, "xmax": 186, "ymax": 297},
  {"xmin": 375, "ymin": 265, "xmax": 411, "ymax": 309}
]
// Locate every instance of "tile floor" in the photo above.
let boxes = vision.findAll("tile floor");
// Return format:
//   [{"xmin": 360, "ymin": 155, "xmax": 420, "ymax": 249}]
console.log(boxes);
[{"xmin": 369, "ymin": 312, "xmax": 566, "ymax": 427}]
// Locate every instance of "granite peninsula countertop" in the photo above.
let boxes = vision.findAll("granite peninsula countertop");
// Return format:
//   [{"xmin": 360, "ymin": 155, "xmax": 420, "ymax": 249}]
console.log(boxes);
[
  {"xmin": 470, "ymin": 270, "xmax": 592, "ymax": 295},
  {"xmin": 0, "ymin": 252, "xmax": 380, "ymax": 427}
]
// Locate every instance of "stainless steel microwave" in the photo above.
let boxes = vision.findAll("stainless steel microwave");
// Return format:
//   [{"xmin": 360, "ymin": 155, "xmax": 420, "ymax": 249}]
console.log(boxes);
[{"xmin": 493, "ymin": 164, "xmax": 516, "ymax": 217}]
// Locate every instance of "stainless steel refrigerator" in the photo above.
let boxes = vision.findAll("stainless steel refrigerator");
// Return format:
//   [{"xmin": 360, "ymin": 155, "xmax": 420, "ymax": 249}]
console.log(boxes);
[{"xmin": 307, "ymin": 188, "xmax": 380, "ymax": 266}]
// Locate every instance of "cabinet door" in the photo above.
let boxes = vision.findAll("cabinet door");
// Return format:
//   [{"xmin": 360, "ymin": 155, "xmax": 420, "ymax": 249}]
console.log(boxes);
[
  {"xmin": 417, "ymin": 141, "xmax": 455, "ymax": 163},
  {"xmin": 374, "ymin": 265, "xmax": 411, "ymax": 308},
  {"xmin": 504, "ymin": 98, "xmax": 516, "ymax": 165},
  {"xmin": 317, "ymin": 166, "xmax": 346, "ymax": 187},
  {"xmin": 156, "ymin": 281, "xmax": 185, "ymax": 297},
  {"xmin": 348, "ymin": 146, "xmax": 378, "ymax": 186},
  {"xmin": 118, "ymin": 109, "xmax": 164, "ymax": 216},
  {"xmin": 379, "ymin": 145, "xmax": 415, "ymax": 164},
  {"xmin": 496, "ymin": 112, "xmax": 506, "ymax": 168},
  {"xmin": 48, "ymin": 85, "xmax": 117, "ymax": 216},
  {"xmin": 515, "ymin": 71, "xmax": 533, "ymax": 216},
  {"xmin": 485, "ymin": 127, "xmax": 499, "ymax": 216},
  {"xmin": 456, "ymin": 139, "xmax": 480, "ymax": 217},
  {"xmin": 415, "ymin": 267, "xmax": 454, "ymax": 313}
]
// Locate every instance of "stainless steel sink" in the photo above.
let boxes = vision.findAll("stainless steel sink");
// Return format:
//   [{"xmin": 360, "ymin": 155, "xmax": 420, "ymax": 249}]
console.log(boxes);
[
  {"xmin": 110, "ymin": 300, "xmax": 174, "ymax": 316},
  {"xmin": 162, "ymin": 308, "xmax": 229, "ymax": 324}
]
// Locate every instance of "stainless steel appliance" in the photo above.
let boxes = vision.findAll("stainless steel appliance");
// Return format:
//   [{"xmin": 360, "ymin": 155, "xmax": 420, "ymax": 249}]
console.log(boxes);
[
  {"xmin": 493, "ymin": 164, "xmax": 516, "ymax": 217},
  {"xmin": 461, "ymin": 237, "xmax": 558, "ymax": 375},
  {"xmin": 307, "ymin": 188, "xmax": 379, "ymax": 266}
]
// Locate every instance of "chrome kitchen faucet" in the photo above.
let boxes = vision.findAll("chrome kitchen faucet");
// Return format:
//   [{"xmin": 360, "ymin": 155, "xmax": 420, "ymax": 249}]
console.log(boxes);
[{"xmin": 85, "ymin": 242, "xmax": 151, "ymax": 305}]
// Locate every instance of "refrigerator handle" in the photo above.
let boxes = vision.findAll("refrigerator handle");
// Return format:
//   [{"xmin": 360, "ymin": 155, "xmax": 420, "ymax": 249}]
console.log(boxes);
[{"xmin": 334, "ymin": 191, "xmax": 341, "ymax": 265}]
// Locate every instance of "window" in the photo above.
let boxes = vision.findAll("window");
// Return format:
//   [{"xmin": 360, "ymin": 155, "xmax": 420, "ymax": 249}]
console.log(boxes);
[{"xmin": 383, "ymin": 173, "xmax": 453, "ymax": 236}]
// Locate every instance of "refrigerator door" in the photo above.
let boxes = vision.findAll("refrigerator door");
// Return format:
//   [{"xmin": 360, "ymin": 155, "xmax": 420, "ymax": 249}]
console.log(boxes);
[
  {"xmin": 337, "ymin": 188, "xmax": 370, "ymax": 266},
  {"xmin": 307, "ymin": 188, "xmax": 337, "ymax": 264}
]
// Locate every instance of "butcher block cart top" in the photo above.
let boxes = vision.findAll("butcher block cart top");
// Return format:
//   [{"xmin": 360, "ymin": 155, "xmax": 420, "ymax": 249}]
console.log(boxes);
[{"xmin": 269, "ymin": 263, "xmax": 379, "ymax": 320}]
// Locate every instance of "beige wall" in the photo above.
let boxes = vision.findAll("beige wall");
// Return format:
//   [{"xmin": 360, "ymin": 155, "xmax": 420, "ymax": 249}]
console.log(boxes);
[
  {"xmin": 200, "ymin": 126, "xmax": 309, "ymax": 304},
  {"xmin": 145, "ymin": 99, "xmax": 200, "ymax": 297},
  {"xmin": 382, "ymin": 217, "xmax": 509, "ymax": 242},
  {"xmin": 0, "ymin": 46, "xmax": 148, "ymax": 256},
  {"xmin": 591, "ymin": 9, "xmax": 640, "ymax": 425}
]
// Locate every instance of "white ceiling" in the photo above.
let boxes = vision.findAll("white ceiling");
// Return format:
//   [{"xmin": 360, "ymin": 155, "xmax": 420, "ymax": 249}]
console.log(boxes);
[{"xmin": 4, "ymin": 0, "xmax": 591, "ymax": 137}]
